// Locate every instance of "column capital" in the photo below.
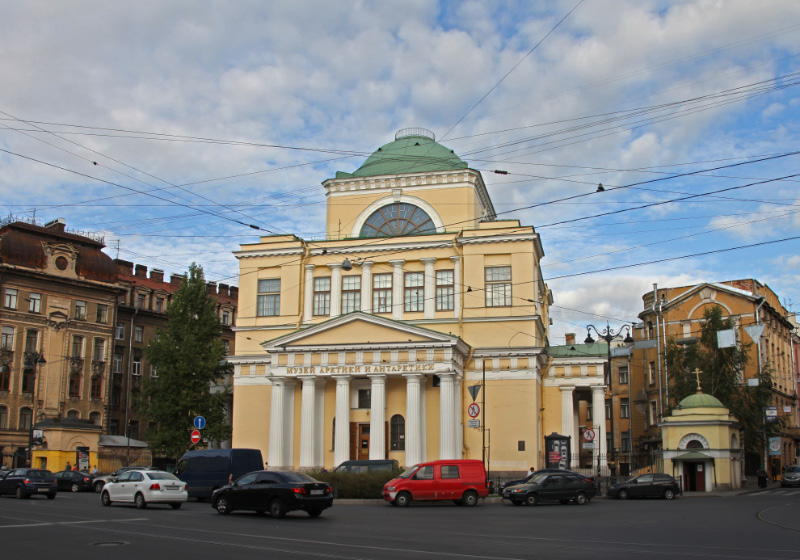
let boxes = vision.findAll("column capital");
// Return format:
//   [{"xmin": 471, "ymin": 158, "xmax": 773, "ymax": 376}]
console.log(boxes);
[
  {"xmin": 270, "ymin": 376, "xmax": 286, "ymax": 384},
  {"xmin": 298, "ymin": 375, "xmax": 318, "ymax": 384},
  {"xmin": 560, "ymin": 385, "xmax": 575, "ymax": 393},
  {"xmin": 361, "ymin": 261, "xmax": 374, "ymax": 269},
  {"xmin": 327, "ymin": 263, "xmax": 342, "ymax": 271},
  {"xmin": 367, "ymin": 373, "xmax": 387, "ymax": 381},
  {"xmin": 449, "ymin": 255, "xmax": 460, "ymax": 263},
  {"xmin": 420, "ymin": 257, "xmax": 437, "ymax": 265},
  {"xmin": 437, "ymin": 371, "xmax": 456, "ymax": 379},
  {"xmin": 389, "ymin": 259, "xmax": 405, "ymax": 267},
  {"xmin": 305, "ymin": 264, "xmax": 316, "ymax": 271},
  {"xmin": 591, "ymin": 385, "xmax": 607, "ymax": 394}
]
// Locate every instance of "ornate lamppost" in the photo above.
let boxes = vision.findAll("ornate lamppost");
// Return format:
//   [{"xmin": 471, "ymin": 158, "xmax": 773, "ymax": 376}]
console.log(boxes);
[{"xmin": 24, "ymin": 351, "xmax": 47, "ymax": 467}]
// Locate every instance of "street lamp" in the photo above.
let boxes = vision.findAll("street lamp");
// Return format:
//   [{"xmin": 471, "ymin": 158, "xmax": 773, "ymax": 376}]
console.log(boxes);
[
  {"xmin": 24, "ymin": 351, "xmax": 46, "ymax": 467},
  {"xmin": 584, "ymin": 323, "xmax": 633, "ymax": 472}
]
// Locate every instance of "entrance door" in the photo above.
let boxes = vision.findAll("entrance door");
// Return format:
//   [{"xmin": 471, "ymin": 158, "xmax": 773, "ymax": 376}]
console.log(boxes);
[
  {"xmin": 682, "ymin": 462, "xmax": 706, "ymax": 492},
  {"xmin": 357, "ymin": 424, "xmax": 370, "ymax": 460}
]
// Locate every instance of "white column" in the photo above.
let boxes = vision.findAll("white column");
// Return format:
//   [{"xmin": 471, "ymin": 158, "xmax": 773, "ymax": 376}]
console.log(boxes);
[
  {"xmin": 333, "ymin": 375, "xmax": 351, "ymax": 468},
  {"xmin": 421, "ymin": 258, "xmax": 436, "ymax": 319},
  {"xmin": 592, "ymin": 385, "xmax": 608, "ymax": 468},
  {"xmin": 314, "ymin": 378, "xmax": 326, "ymax": 468},
  {"xmin": 439, "ymin": 373, "xmax": 457, "ymax": 459},
  {"xmin": 369, "ymin": 374, "xmax": 386, "ymax": 460},
  {"xmin": 361, "ymin": 261, "xmax": 373, "ymax": 313},
  {"xmin": 450, "ymin": 256, "xmax": 461, "ymax": 319},
  {"xmin": 328, "ymin": 263, "xmax": 342, "ymax": 317},
  {"xmin": 268, "ymin": 378, "xmax": 286, "ymax": 468},
  {"xmin": 455, "ymin": 376, "xmax": 463, "ymax": 458},
  {"xmin": 283, "ymin": 380, "xmax": 296, "ymax": 468},
  {"xmin": 303, "ymin": 265, "xmax": 315, "ymax": 324},
  {"xmin": 560, "ymin": 386, "xmax": 576, "ymax": 468},
  {"xmin": 299, "ymin": 376, "xmax": 318, "ymax": 469},
  {"xmin": 404, "ymin": 374, "xmax": 423, "ymax": 466},
  {"xmin": 390, "ymin": 259, "xmax": 405, "ymax": 320}
]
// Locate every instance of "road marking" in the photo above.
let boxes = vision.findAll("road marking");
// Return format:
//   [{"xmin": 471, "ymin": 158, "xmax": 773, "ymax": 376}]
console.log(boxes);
[
  {"xmin": 0, "ymin": 523, "xmax": 52, "ymax": 529},
  {"xmin": 751, "ymin": 491, "xmax": 770, "ymax": 495},
  {"xmin": 0, "ymin": 518, "xmax": 149, "ymax": 529}
]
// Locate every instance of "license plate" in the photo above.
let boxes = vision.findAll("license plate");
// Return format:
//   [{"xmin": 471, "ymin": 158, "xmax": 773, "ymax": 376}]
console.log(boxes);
[
  {"xmin": 165, "ymin": 485, "xmax": 180, "ymax": 491},
  {"xmin": 310, "ymin": 489, "xmax": 324, "ymax": 495},
  {"xmin": 38, "ymin": 488, "xmax": 49, "ymax": 493}
]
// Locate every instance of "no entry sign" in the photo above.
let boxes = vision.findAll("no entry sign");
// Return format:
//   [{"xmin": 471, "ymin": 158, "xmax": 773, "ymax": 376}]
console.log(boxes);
[
  {"xmin": 190, "ymin": 430, "xmax": 201, "ymax": 444},
  {"xmin": 468, "ymin": 403, "xmax": 480, "ymax": 418}
]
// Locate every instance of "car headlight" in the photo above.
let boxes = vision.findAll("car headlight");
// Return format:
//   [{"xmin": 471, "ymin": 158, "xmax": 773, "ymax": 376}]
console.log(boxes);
[
  {"xmin": 512, "ymin": 488, "xmax": 523, "ymax": 493},
  {"xmin": 386, "ymin": 486, "xmax": 395, "ymax": 491}
]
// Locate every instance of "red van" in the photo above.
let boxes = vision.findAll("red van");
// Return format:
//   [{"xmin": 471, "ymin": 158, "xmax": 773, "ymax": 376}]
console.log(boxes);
[{"xmin": 382, "ymin": 459, "xmax": 489, "ymax": 507}]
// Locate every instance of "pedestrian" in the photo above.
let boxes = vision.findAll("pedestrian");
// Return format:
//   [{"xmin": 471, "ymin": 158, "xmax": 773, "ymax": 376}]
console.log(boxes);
[
  {"xmin": 91, "ymin": 465, "xmax": 98, "ymax": 475},
  {"xmin": 771, "ymin": 463, "xmax": 779, "ymax": 483},
  {"xmin": 527, "ymin": 466, "xmax": 535, "ymax": 476},
  {"xmin": 757, "ymin": 465, "xmax": 768, "ymax": 488},
  {"xmin": 65, "ymin": 461, "xmax": 71, "ymax": 471}
]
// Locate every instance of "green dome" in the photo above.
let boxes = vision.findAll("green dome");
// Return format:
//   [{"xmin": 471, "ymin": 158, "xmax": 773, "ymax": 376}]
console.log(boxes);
[
  {"xmin": 678, "ymin": 392, "xmax": 725, "ymax": 409},
  {"xmin": 336, "ymin": 128, "xmax": 468, "ymax": 179}
]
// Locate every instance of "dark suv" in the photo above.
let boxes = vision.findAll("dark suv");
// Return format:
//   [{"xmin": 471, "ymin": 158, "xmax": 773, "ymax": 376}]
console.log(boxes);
[
  {"xmin": 608, "ymin": 473, "xmax": 680, "ymax": 500},
  {"xmin": 502, "ymin": 472, "xmax": 596, "ymax": 506},
  {"xmin": 0, "ymin": 468, "xmax": 58, "ymax": 499}
]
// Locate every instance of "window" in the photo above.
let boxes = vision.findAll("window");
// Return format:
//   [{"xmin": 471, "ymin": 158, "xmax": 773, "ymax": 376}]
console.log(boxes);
[
  {"xmin": 222, "ymin": 340, "xmax": 229, "ymax": 355},
  {"xmin": 111, "ymin": 388, "xmax": 121, "ymax": 408},
  {"xmin": 0, "ymin": 405, "xmax": 7, "ymax": 428},
  {"xmin": 0, "ymin": 366, "xmax": 9, "ymax": 391},
  {"xmin": 134, "ymin": 326, "xmax": 143, "ymax": 343},
  {"xmin": 416, "ymin": 465, "xmax": 434, "ymax": 480},
  {"xmin": 71, "ymin": 336, "xmax": 83, "ymax": 358},
  {"xmin": 649, "ymin": 401, "xmax": 657, "ymax": 426},
  {"xmin": 22, "ymin": 368, "xmax": 35, "ymax": 393},
  {"xmin": 96, "ymin": 304, "xmax": 108, "ymax": 323},
  {"xmin": 620, "ymin": 398, "xmax": 630, "ymax": 418},
  {"xmin": 67, "ymin": 409, "xmax": 79, "ymax": 419},
  {"xmin": 1, "ymin": 326, "xmax": 14, "ymax": 350},
  {"xmin": 485, "ymin": 266, "xmax": 511, "ymax": 307},
  {"xmin": 605, "ymin": 398, "xmax": 611, "ymax": 420},
  {"xmin": 28, "ymin": 293, "xmax": 41, "ymax": 313},
  {"xmin": 90, "ymin": 376, "xmax": 102, "ymax": 399},
  {"xmin": 357, "ymin": 389, "xmax": 371, "ymax": 409},
  {"xmin": 115, "ymin": 322, "xmax": 125, "ymax": 340},
  {"xmin": 90, "ymin": 411, "xmax": 101, "ymax": 425},
  {"xmin": 110, "ymin": 419, "xmax": 119, "ymax": 435},
  {"xmin": 74, "ymin": 300, "xmax": 87, "ymax": 320},
  {"xmin": 151, "ymin": 364, "xmax": 158, "ymax": 377},
  {"xmin": 69, "ymin": 373, "xmax": 81, "ymax": 397},
  {"xmin": 390, "ymin": 414, "xmax": 405, "ymax": 450},
  {"xmin": 4, "ymin": 288, "xmax": 17, "ymax": 309},
  {"xmin": 404, "ymin": 272, "xmax": 424, "ymax": 312},
  {"xmin": 128, "ymin": 420, "xmax": 139, "ymax": 440},
  {"xmin": 373, "ymin": 273, "xmax": 392, "ymax": 313},
  {"xmin": 436, "ymin": 270, "xmax": 454, "ymax": 311},
  {"xmin": 25, "ymin": 330, "xmax": 38, "ymax": 353},
  {"xmin": 221, "ymin": 310, "xmax": 230, "ymax": 325},
  {"xmin": 621, "ymin": 433, "xmax": 631, "ymax": 452},
  {"xmin": 618, "ymin": 366, "xmax": 629, "ymax": 385},
  {"xmin": 518, "ymin": 441, "xmax": 526, "ymax": 452},
  {"xmin": 257, "ymin": 279, "xmax": 280, "ymax": 316},
  {"xmin": 313, "ymin": 277, "xmax": 331, "ymax": 316},
  {"xmin": 132, "ymin": 356, "xmax": 142, "ymax": 376},
  {"xmin": 155, "ymin": 297, "xmax": 164, "ymax": 313},
  {"xmin": 359, "ymin": 203, "xmax": 436, "ymax": 238},
  {"xmin": 341, "ymin": 276, "xmax": 361, "ymax": 314},
  {"xmin": 136, "ymin": 293, "xmax": 147, "ymax": 309},
  {"xmin": 441, "ymin": 465, "xmax": 460, "ymax": 479},
  {"xmin": 648, "ymin": 361, "xmax": 656, "ymax": 385},
  {"xmin": 19, "ymin": 407, "xmax": 32, "ymax": 430},
  {"xmin": 113, "ymin": 353, "xmax": 123, "ymax": 374},
  {"xmin": 93, "ymin": 338, "xmax": 105, "ymax": 361}
]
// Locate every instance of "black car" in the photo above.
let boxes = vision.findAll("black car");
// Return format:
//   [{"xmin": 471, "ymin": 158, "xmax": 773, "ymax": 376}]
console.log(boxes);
[
  {"xmin": 54, "ymin": 470, "xmax": 94, "ymax": 492},
  {"xmin": 0, "ymin": 468, "xmax": 57, "ymax": 499},
  {"xmin": 211, "ymin": 470, "xmax": 333, "ymax": 518},
  {"xmin": 607, "ymin": 473, "xmax": 680, "ymax": 500},
  {"xmin": 502, "ymin": 472, "xmax": 596, "ymax": 506},
  {"xmin": 500, "ymin": 469, "xmax": 595, "ymax": 493}
]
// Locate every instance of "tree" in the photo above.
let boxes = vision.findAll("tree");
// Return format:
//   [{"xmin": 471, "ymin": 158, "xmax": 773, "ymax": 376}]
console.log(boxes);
[
  {"xmin": 665, "ymin": 305, "xmax": 781, "ymax": 455},
  {"xmin": 140, "ymin": 263, "xmax": 232, "ymax": 459}
]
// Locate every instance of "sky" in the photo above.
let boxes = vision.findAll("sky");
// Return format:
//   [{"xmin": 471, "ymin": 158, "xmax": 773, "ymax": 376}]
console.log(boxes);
[{"xmin": 1, "ymin": 0, "xmax": 799, "ymax": 346}]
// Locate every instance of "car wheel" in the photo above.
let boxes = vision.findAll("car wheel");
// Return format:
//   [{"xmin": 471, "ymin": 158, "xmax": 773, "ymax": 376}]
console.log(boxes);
[
  {"xmin": 663, "ymin": 489, "xmax": 675, "ymax": 500},
  {"xmin": 269, "ymin": 499, "xmax": 287, "ymax": 519},
  {"xmin": 525, "ymin": 493, "xmax": 538, "ymax": 506},
  {"xmin": 215, "ymin": 496, "xmax": 231, "ymax": 515},
  {"xmin": 71, "ymin": 483, "xmax": 80, "ymax": 493},
  {"xmin": 101, "ymin": 491, "xmax": 111, "ymax": 507},
  {"xmin": 94, "ymin": 481, "xmax": 104, "ymax": 493},
  {"xmin": 47, "ymin": 493, "xmax": 56, "ymax": 500},
  {"xmin": 307, "ymin": 508, "xmax": 323, "ymax": 518},
  {"xmin": 134, "ymin": 493, "xmax": 147, "ymax": 509},
  {"xmin": 462, "ymin": 490, "xmax": 479, "ymax": 507},
  {"xmin": 15, "ymin": 486, "xmax": 26, "ymax": 499},
  {"xmin": 395, "ymin": 491, "xmax": 412, "ymax": 508},
  {"xmin": 574, "ymin": 492, "xmax": 588, "ymax": 505},
  {"xmin": 618, "ymin": 489, "xmax": 629, "ymax": 500},
  {"xmin": 170, "ymin": 503, "xmax": 182, "ymax": 510}
]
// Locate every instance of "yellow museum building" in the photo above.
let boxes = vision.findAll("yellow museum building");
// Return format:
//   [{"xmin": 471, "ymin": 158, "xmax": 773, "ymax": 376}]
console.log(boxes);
[{"xmin": 229, "ymin": 128, "xmax": 553, "ymax": 473}]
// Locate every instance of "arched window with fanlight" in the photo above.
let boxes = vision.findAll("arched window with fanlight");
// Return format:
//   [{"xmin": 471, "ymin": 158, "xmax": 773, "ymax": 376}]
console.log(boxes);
[
  {"xmin": 359, "ymin": 203, "xmax": 435, "ymax": 238},
  {"xmin": 390, "ymin": 414, "xmax": 405, "ymax": 450}
]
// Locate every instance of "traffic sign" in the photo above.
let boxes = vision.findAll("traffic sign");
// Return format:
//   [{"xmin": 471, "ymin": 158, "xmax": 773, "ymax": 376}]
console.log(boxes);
[
  {"xmin": 467, "ymin": 403, "xmax": 480, "ymax": 418},
  {"xmin": 467, "ymin": 419, "xmax": 480, "ymax": 428},
  {"xmin": 190, "ymin": 430, "xmax": 201, "ymax": 444},
  {"xmin": 194, "ymin": 416, "xmax": 206, "ymax": 430},
  {"xmin": 583, "ymin": 429, "xmax": 595, "ymax": 442}
]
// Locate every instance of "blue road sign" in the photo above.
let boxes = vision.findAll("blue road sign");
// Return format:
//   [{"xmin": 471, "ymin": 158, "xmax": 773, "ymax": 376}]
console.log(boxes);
[{"xmin": 194, "ymin": 416, "xmax": 206, "ymax": 430}]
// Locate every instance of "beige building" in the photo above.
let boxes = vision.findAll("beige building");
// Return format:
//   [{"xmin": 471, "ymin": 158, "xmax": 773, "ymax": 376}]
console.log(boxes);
[{"xmin": 229, "ymin": 128, "xmax": 552, "ymax": 474}]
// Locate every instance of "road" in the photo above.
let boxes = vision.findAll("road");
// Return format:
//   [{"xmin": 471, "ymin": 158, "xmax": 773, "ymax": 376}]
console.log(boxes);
[{"xmin": 2, "ymin": 488, "xmax": 800, "ymax": 560}]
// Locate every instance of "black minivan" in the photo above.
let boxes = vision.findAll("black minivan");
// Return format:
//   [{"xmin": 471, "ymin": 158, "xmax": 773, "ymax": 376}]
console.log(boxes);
[{"xmin": 174, "ymin": 449, "xmax": 263, "ymax": 499}]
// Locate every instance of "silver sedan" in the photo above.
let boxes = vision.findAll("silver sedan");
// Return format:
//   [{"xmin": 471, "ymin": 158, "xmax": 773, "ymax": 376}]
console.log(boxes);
[{"xmin": 101, "ymin": 469, "xmax": 188, "ymax": 509}]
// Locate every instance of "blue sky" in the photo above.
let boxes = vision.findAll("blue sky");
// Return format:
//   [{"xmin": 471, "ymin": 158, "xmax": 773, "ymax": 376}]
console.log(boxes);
[{"xmin": 1, "ymin": 0, "xmax": 799, "ymax": 344}]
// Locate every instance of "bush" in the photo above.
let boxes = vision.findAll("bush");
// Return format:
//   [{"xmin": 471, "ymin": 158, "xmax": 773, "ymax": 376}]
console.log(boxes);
[{"xmin": 308, "ymin": 469, "xmax": 403, "ymax": 499}]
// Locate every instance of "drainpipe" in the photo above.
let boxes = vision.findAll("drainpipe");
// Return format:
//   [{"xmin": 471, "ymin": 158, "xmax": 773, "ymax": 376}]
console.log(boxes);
[
  {"xmin": 653, "ymin": 284, "xmax": 664, "ymax": 417},
  {"xmin": 125, "ymin": 307, "xmax": 138, "ymax": 463},
  {"xmin": 660, "ymin": 296, "xmax": 669, "ymax": 411},
  {"xmin": 296, "ymin": 241, "xmax": 310, "ymax": 330},
  {"xmin": 754, "ymin": 296, "xmax": 766, "ymax": 468}
]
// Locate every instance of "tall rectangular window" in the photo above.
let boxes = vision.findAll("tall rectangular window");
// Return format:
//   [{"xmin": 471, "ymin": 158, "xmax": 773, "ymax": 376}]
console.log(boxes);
[
  {"xmin": 605, "ymin": 398, "xmax": 611, "ymax": 420},
  {"xmin": 28, "ymin": 293, "xmax": 41, "ymax": 313},
  {"xmin": 649, "ymin": 401, "xmax": 658, "ymax": 426},
  {"xmin": 113, "ymin": 353, "xmax": 123, "ymax": 374},
  {"xmin": 618, "ymin": 366, "xmax": 629, "ymax": 384},
  {"xmin": 132, "ymin": 356, "xmax": 142, "ymax": 376},
  {"xmin": 435, "ymin": 270, "xmax": 454, "ymax": 311},
  {"xmin": 648, "ymin": 361, "xmax": 656, "ymax": 385},
  {"xmin": 257, "ymin": 279, "xmax": 281, "ymax": 317},
  {"xmin": 25, "ymin": 330, "xmax": 38, "ymax": 353},
  {"xmin": 621, "ymin": 433, "xmax": 631, "ymax": 452},
  {"xmin": 22, "ymin": 369, "xmax": 35, "ymax": 393},
  {"xmin": 373, "ymin": 274, "xmax": 392, "ymax": 313},
  {"xmin": 155, "ymin": 297, "xmax": 164, "ymax": 312},
  {"xmin": 151, "ymin": 364, "xmax": 158, "ymax": 377},
  {"xmin": 3, "ymin": 288, "xmax": 17, "ymax": 309},
  {"xmin": 136, "ymin": 293, "xmax": 147, "ymax": 309},
  {"xmin": 404, "ymin": 272, "xmax": 424, "ymax": 312},
  {"xmin": 341, "ymin": 276, "xmax": 361, "ymax": 314},
  {"xmin": 93, "ymin": 338, "xmax": 106, "ymax": 361},
  {"xmin": 221, "ymin": 310, "xmax": 230, "ymax": 325},
  {"xmin": 0, "ymin": 326, "xmax": 14, "ymax": 350},
  {"xmin": 116, "ymin": 322, "xmax": 125, "ymax": 340},
  {"xmin": 71, "ymin": 335, "xmax": 84, "ymax": 358},
  {"xmin": 19, "ymin": 408, "xmax": 32, "ymax": 431},
  {"xmin": 358, "ymin": 389, "xmax": 371, "ymax": 409},
  {"xmin": 96, "ymin": 304, "xmax": 108, "ymax": 324},
  {"xmin": 128, "ymin": 420, "xmax": 139, "ymax": 440},
  {"xmin": 313, "ymin": 277, "xmax": 331, "ymax": 316},
  {"xmin": 0, "ymin": 368, "xmax": 9, "ymax": 391},
  {"xmin": 134, "ymin": 326, "xmax": 143, "ymax": 343},
  {"xmin": 485, "ymin": 266, "xmax": 511, "ymax": 307},
  {"xmin": 74, "ymin": 300, "xmax": 87, "ymax": 320},
  {"xmin": 620, "ymin": 398, "xmax": 630, "ymax": 418}
]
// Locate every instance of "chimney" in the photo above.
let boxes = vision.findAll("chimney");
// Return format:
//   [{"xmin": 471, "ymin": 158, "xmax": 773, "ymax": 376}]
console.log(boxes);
[
  {"xmin": 170, "ymin": 274, "xmax": 185, "ymax": 287},
  {"xmin": 565, "ymin": 333, "xmax": 576, "ymax": 345},
  {"xmin": 114, "ymin": 259, "xmax": 134, "ymax": 276},
  {"xmin": 150, "ymin": 268, "xmax": 165, "ymax": 283},
  {"xmin": 206, "ymin": 282, "xmax": 218, "ymax": 295},
  {"xmin": 134, "ymin": 264, "xmax": 147, "ymax": 278},
  {"xmin": 44, "ymin": 217, "xmax": 67, "ymax": 232},
  {"xmin": 229, "ymin": 286, "xmax": 239, "ymax": 301},
  {"xmin": 218, "ymin": 283, "xmax": 230, "ymax": 297}
]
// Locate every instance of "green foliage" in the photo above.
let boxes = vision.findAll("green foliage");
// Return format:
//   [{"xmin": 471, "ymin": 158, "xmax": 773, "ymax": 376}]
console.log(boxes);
[
  {"xmin": 138, "ymin": 263, "xmax": 232, "ymax": 459},
  {"xmin": 666, "ymin": 306, "xmax": 782, "ymax": 454},
  {"xmin": 307, "ymin": 469, "xmax": 403, "ymax": 499}
]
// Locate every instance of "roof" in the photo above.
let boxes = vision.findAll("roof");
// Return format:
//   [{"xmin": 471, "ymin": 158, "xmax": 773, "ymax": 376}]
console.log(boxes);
[
  {"xmin": 677, "ymin": 392, "xmax": 725, "ymax": 409},
  {"xmin": 547, "ymin": 342, "xmax": 607, "ymax": 358},
  {"xmin": 672, "ymin": 451, "xmax": 713, "ymax": 461},
  {"xmin": 98, "ymin": 435, "xmax": 149, "ymax": 448},
  {"xmin": 335, "ymin": 129, "xmax": 468, "ymax": 179}
]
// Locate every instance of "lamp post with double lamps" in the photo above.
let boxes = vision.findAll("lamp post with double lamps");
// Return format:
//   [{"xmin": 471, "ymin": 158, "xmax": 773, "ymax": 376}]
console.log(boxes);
[
  {"xmin": 24, "ymin": 351, "xmax": 47, "ymax": 467},
  {"xmin": 584, "ymin": 323, "xmax": 633, "ymax": 478}
]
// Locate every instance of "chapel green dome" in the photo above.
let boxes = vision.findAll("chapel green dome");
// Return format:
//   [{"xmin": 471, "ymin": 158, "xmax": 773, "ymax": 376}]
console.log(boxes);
[
  {"xmin": 677, "ymin": 392, "xmax": 725, "ymax": 409},
  {"xmin": 335, "ymin": 128, "xmax": 468, "ymax": 179}
]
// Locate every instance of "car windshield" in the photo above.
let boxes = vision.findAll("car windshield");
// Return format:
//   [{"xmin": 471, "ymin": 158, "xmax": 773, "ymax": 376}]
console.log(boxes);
[
  {"xmin": 146, "ymin": 472, "xmax": 179, "ymax": 481},
  {"xmin": 283, "ymin": 472, "xmax": 318, "ymax": 483},
  {"xmin": 527, "ymin": 473, "xmax": 548, "ymax": 484},
  {"xmin": 28, "ymin": 470, "xmax": 52, "ymax": 477},
  {"xmin": 786, "ymin": 466, "xmax": 800, "ymax": 473},
  {"xmin": 397, "ymin": 466, "xmax": 419, "ymax": 479}
]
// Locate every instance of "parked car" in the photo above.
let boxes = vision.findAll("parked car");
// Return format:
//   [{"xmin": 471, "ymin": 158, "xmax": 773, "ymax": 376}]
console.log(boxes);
[
  {"xmin": 502, "ymin": 471, "xmax": 596, "ymax": 505},
  {"xmin": 781, "ymin": 466, "xmax": 800, "ymax": 487},
  {"xmin": 54, "ymin": 470, "xmax": 94, "ymax": 492},
  {"xmin": 499, "ymin": 468, "xmax": 596, "ymax": 492},
  {"xmin": 607, "ymin": 473, "xmax": 680, "ymax": 500},
  {"xmin": 383, "ymin": 459, "xmax": 489, "ymax": 507},
  {"xmin": 333, "ymin": 459, "xmax": 399, "ymax": 473},
  {"xmin": 93, "ymin": 466, "xmax": 151, "ymax": 493},
  {"xmin": 174, "ymin": 448, "xmax": 263, "ymax": 500},
  {"xmin": 211, "ymin": 470, "xmax": 333, "ymax": 518},
  {"xmin": 0, "ymin": 468, "xmax": 58, "ymax": 499},
  {"xmin": 101, "ymin": 469, "xmax": 188, "ymax": 509}
]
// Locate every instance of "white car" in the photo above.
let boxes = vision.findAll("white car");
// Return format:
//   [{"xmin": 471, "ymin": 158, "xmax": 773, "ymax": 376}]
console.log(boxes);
[{"xmin": 101, "ymin": 469, "xmax": 188, "ymax": 509}]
